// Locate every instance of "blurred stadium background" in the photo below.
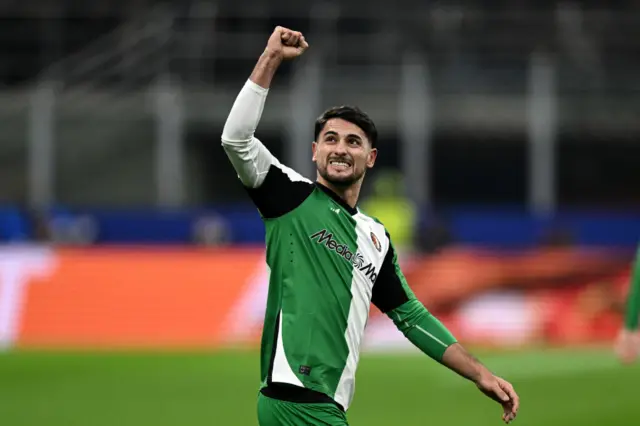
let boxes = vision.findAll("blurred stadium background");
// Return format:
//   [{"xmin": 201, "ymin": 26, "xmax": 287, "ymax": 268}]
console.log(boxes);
[{"xmin": 1, "ymin": 1, "xmax": 640, "ymax": 425}]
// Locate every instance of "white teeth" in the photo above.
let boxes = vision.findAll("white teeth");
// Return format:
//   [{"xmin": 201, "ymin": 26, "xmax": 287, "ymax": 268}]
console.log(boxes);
[{"xmin": 330, "ymin": 161, "xmax": 350, "ymax": 167}]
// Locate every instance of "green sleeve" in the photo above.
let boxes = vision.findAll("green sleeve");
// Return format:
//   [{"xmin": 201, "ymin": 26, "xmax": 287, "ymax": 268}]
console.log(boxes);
[
  {"xmin": 388, "ymin": 299, "xmax": 457, "ymax": 361},
  {"xmin": 624, "ymin": 246, "xmax": 640, "ymax": 330},
  {"xmin": 371, "ymin": 232, "xmax": 457, "ymax": 361}
]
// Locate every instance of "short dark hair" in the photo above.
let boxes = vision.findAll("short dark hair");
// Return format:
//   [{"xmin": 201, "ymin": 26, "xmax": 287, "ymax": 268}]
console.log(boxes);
[{"xmin": 314, "ymin": 106, "xmax": 378, "ymax": 148}]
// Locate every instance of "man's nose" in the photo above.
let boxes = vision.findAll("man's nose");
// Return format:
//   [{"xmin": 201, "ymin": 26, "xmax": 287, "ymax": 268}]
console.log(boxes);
[{"xmin": 333, "ymin": 140, "xmax": 348, "ymax": 154}]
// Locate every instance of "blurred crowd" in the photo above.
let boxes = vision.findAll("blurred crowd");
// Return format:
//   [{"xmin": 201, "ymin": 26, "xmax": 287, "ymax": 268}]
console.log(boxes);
[
  {"xmin": 1, "ymin": 0, "xmax": 639, "ymax": 87},
  {"xmin": 0, "ymin": 1, "xmax": 638, "ymax": 250}
]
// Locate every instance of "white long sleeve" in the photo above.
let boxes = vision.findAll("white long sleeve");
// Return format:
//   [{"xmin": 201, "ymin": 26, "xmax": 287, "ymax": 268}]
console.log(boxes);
[{"xmin": 221, "ymin": 79, "xmax": 277, "ymax": 188}]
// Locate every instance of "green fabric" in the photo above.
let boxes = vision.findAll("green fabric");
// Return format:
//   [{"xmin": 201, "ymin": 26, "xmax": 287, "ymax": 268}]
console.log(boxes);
[
  {"xmin": 389, "ymin": 299, "xmax": 458, "ymax": 361},
  {"xmin": 257, "ymin": 393, "xmax": 348, "ymax": 426},
  {"xmin": 381, "ymin": 237, "xmax": 458, "ymax": 361},
  {"xmin": 624, "ymin": 246, "xmax": 640, "ymax": 330},
  {"xmin": 259, "ymin": 188, "xmax": 358, "ymax": 398},
  {"xmin": 257, "ymin": 184, "xmax": 391, "ymax": 411}
]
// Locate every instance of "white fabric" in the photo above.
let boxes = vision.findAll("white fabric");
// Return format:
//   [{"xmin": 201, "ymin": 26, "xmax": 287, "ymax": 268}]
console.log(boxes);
[
  {"xmin": 334, "ymin": 213, "xmax": 389, "ymax": 410},
  {"xmin": 221, "ymin": 79, "xmax": 277, "ymax": 189}
]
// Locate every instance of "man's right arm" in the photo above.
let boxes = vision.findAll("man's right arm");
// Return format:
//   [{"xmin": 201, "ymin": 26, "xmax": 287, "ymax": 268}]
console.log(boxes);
[
  {"xmin": 220, "ymin": 51, "xmax": 281, "ymax": 190},
  {"xmin": 221, "ymin": 28, "xmax": 313, "ymax": 219}
]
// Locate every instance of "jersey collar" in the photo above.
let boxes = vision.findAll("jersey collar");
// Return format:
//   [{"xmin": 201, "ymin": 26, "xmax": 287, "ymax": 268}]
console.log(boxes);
[{"xmin": 315, "ymin": 182, "xmax": 359, "ymax": 216}]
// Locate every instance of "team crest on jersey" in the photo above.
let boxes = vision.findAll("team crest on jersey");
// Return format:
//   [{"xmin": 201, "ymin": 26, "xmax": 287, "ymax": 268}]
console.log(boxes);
[{"xmin": 370, "ymin": 232, "xmax": 381, "ymax": 252}]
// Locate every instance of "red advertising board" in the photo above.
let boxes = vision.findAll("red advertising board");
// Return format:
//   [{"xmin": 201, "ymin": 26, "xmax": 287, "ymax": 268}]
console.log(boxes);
[{"xmin": 0, "ymin": 245, "xmax": 631, "ymax": 350}]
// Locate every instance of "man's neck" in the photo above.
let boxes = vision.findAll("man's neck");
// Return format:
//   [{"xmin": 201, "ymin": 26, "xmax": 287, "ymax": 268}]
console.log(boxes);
[{"xmin": 316, "ymin": 176, "xmax": 362, "ymax": 209}]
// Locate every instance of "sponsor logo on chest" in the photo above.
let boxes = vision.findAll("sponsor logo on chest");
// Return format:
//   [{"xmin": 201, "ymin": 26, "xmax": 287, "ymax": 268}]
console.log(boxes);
[{"xmin": 309, "ymin": 229, "xmax": 379, "ymax": 283}]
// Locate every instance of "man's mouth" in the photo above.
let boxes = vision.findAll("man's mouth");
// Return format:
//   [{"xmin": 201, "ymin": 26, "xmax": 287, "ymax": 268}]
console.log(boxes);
[{"xmin": 329, "ymin": 159, "xmax": 352, "ymax": 170}]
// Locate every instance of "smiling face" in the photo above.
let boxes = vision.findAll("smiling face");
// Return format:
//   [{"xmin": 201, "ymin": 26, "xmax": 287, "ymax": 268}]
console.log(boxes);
[{"xmin": 312, "ymin": 118, "xmax": 377, "ymax": 188}]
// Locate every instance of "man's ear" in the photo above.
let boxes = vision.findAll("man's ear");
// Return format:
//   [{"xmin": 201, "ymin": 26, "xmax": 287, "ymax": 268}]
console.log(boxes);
[
  {"xmin": 312, "ymin": 141, "xmax": 318, "ymax": 162},
  {"xmin": 367, "ymin": 148, "xmax": 377, "ymax": 169}
]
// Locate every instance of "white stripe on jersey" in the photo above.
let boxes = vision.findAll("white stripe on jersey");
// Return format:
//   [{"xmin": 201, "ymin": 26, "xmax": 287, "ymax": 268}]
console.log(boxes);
[
  {"xmin": 271, "ymin": 310, "xmax": 305, "ymax": 387},
  {"xmin": 334, "ymin": 213, "xmax": 388, "ymax": 410}
]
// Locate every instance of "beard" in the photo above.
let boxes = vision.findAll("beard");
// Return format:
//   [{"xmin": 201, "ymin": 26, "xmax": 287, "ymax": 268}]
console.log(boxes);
[{"xmin": 317, "ymin": 161, "xmax": 366, "ymax": 188}]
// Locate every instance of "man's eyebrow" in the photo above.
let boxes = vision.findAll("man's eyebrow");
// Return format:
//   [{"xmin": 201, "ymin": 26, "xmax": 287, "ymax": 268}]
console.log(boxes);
[{"xmin": 323, "ymin": 130, "xmax": 363, "ymax": 140}]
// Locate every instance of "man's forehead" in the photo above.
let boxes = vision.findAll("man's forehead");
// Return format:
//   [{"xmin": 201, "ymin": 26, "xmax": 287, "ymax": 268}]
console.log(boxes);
[{"xmin": 322, "ymin": 118, "xmax": 367, "ymax": 139}]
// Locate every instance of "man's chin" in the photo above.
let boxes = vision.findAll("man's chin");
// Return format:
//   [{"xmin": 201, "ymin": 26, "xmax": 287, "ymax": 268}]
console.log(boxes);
[{"xmin": 321, "ymin": 171, "xmax": 360, "ymax": 187}]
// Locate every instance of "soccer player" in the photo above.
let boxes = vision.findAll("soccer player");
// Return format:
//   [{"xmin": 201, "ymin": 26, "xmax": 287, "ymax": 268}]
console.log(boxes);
[
  {"xmin": 616, "ymin": 245, "xmax": 640, "ymax": 364},
  {"xmin": 221, "ymin": 26, "xmax": 520, "ymax": 425}
]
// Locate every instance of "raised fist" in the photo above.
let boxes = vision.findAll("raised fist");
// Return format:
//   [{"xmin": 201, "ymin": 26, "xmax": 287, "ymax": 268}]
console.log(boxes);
[{"xmin": 265, "ymin": 26, "xmax": 309, "ymax": 61}]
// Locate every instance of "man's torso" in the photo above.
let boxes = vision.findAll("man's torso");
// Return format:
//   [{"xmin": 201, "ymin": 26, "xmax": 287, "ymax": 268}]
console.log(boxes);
[{"xmin": 257, "ymin": 180, "xmax": 389, "ymax": 411}]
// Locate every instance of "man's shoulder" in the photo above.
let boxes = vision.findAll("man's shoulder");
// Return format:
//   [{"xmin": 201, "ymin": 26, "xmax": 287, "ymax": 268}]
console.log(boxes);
[
  {"xmin": 268, "ymin": 159, "xmax": 314, "ymax": 186},
  {"xmin": 354, "ymin": 210, "xmax": 392, "ymax": 258},
  {"xmin": 356, "ymin": 210, "xmax": 388, "ymax": 234},
  {"xmin": 245, "ymin": 160, "xmax": 316, "ymax": 220}
]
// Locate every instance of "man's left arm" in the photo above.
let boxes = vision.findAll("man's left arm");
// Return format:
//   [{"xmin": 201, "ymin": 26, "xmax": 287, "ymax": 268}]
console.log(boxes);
[
  {"xmin": 623, "ymin": 245, "xmax": 640, "ymax": 332},
  {"xmin": 371, "ymin": 236, "xmax": 519, "ymax": 423},
  {"xmin": 615, "ymin": 244, "xmax": 640, "ymax": 363}
]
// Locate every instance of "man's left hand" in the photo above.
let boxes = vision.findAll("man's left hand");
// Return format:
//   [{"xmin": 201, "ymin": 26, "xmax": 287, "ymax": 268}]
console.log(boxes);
[{"xmin": 475, "ymin": 373, "xmax": 520, "ymax": 423}]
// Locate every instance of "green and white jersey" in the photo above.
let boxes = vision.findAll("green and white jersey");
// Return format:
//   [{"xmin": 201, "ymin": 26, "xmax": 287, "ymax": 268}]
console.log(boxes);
[
  {"xmin": 221, "ymin": 79, "xmax": 452, "ymax": 412},
  {"xmin": 240, "ymin": 157, "xmax": 415, "ymax": 412}
]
